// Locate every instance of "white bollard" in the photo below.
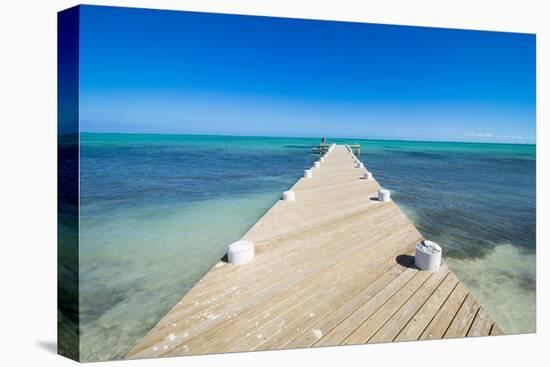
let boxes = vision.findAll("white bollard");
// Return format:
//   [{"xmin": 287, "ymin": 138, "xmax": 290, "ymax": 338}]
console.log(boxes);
[
  {"xmin": 320, "ymin": 157, "xmax": 325, "ymax": 162},
  {"xmin": 313, "ymin": 161, "xmax": 321, "ymax": 168},
  {"xmin": 355, "ymin": 162, "xmax": 364, "ymax": 169},
  {"xmin": 364, "ymin": 172, "xmax": 373, "ymax": 181},
  {"xmin": 378, "ymin": 189, "xmax": 391, "ymax": 202},
  {"xmin": 227, "ymin": 240, "xmax": 255, "ymax": 265},
  {"xmin": 282, "ymin": 190, "xmax": 295, "ymax": 201},
  {"xmin": 415, "ymin": 240, "xmax": 442, "ymax": 272},
  {"xmin": 304, "ymin": 169, "xmax": 312, "ymax": 178}
]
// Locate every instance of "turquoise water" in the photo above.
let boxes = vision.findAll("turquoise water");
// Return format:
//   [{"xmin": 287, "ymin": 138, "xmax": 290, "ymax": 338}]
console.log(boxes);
[{"xmin": 79, "ymin": 133, "xmax": 535, "ymax": 361}]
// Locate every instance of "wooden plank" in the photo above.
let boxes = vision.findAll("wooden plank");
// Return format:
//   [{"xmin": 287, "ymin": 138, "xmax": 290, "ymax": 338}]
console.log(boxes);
[
  {"xmin": 467, "ymin": 307, "xmax": 493, "ymax": 337},
  {"xmin": 285, "ymin": 256, "xmax": 415, "ymax": 349},
  {"xmin": 367, "ymin": 265, "xmax": 451, "ymax": 343},
  {"xmin": 394, "ymin": 272, "xmax": 459, "ymax": 342},
  {"xmin": 419, "ymin": 282, "xmax": 469, "ymax": 340},
  {"xmin": 314, "ymin": 267, "xmax": 422, "ymax": 347},
  {"xmin": 444, "ymin": 294, "xmax": 480, "ymax": 338},
  {"xmin": 340, "ymin": 268, "xmax": 441, "ymax": 345},
  {"xmin": 247, "ymin": 248, "xmax": 418, "ymax": 351},
  {"xmin": 490, "ymin": 323, "xmax": 504, "ymax": 336}
]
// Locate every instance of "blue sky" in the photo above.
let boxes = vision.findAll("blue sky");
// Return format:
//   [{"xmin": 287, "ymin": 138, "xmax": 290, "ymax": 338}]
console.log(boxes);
[{"xmin": 79, "ymin": 5, "xmax": 536, "ymax": 143}]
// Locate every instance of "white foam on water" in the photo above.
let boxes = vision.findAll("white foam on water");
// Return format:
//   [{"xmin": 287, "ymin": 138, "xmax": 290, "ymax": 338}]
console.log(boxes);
[{"xmin": 445, "ymin": 243, "xmax": 536, "ymax": 334}]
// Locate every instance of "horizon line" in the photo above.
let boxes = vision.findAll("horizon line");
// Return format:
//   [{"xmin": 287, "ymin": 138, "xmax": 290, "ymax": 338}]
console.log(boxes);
[{"xmin": 76, "ymin": 131, "xmax": 537, "ymax": 146}]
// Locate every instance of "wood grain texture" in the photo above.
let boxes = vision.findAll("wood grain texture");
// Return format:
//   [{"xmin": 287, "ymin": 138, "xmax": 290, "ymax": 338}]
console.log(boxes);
[{"xmin": 126, "ymin": 145, "xmax": 501, "ymax": 359}]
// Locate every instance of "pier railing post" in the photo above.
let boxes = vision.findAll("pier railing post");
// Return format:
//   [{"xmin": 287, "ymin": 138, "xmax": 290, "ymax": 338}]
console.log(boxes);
[
  {"xmin": 378, "ymin": 189, "xmax": 391, "ymax": 202},
  {"xmin": 227, "ymin": 240, "xmax": 255, "ymax": 265},
  {"xmin": 415, "ymin": 240, "xmax": 442, "ymax": 272},
  {"xmin": 282, "ymin": 191, "xmax": 296, "ymax": 201}
]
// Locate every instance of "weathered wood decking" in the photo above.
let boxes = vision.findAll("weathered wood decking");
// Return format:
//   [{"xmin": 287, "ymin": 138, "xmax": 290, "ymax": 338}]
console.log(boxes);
[{"xmin": 126, "ymin": 144, "xmax": 501, "ymax": 359}]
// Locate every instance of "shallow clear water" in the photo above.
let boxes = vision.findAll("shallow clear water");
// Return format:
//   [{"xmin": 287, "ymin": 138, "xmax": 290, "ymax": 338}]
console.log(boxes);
[{"xmin": 79, "ymin": 133, "xmax": 535, "ymax": 361}]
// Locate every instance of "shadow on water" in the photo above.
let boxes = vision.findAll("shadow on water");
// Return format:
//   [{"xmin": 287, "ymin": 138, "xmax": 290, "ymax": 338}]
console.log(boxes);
[
  {"xmin": 282, "ymin": 145, "xmax": 313, "ymax": 149},
  {"xmin": 396, "ymin": 151, "xmax": 444, "ymax": 159}
]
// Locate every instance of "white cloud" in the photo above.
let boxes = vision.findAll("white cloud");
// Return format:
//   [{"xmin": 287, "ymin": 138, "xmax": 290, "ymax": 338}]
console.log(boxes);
[
  {"xmin": 464, "ymin": 133, "xmax": 535, "ymax": 143},
  {"xmin": 505, "ymin": 135, "xmax": 535, "ymax": 140},
  {"xmin": 465, "ymin": 132, "xmax": 494, "ymax": 138}
]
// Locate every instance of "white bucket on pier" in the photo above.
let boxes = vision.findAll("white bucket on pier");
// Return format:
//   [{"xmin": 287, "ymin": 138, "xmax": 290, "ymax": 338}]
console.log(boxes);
[
  {"xmin": 364, "ymin": 172, "xmax": 373, "ymax": 181},
  {"xmin": 304, "ymin": 169, "xmax": 312, "ymax": 178},
  {"xmin": 378, "ymin": 189, "xmax": 391, "ymax": 202},
  {"xmin": 415, "ymin": 240, "xmax": 442, "ymax": 272},
  {"xmin": 227, "ymin": 240, "xmax": 255, "ymax": 266},
  {"xmin": 282, "ymin": 190, "xmax": 296, "ymax": 201},
  {"xmin": 313, "ymin": 161, "xmax": 321, "ymax": 168}
]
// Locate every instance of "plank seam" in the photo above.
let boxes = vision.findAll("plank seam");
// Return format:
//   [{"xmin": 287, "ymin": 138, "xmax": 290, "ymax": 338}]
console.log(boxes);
[
  {"xmin": 465, "ymin": 306, "xmax": 482, "ymax": 337},
  {"xmin": 390, "ymin": 271, "xmax": 453, "ymax": 342},
  {"xmin": 416, "ymin": 280, "xmax": 460, "ymax": 340},
  {"xmin": 336, "ymin": 269, "xmax": 430, "ymax": 345},
  {"xmin": 442, "ymin": 291, "xmax": 469, "ymax": 338},
  {"xmin": 284, "ymin": 253, "xmax": 416, "ymax": 348},
  {"xmin": 365, "ymin": 269, "xmax": 451, "ymax": 344}
]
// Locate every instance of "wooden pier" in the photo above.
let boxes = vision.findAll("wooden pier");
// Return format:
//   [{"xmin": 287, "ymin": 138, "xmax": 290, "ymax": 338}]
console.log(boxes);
[
  {"xmin": 313, "ymin": 143, "xmax": 360, "ymax": 155},
  {"xmin": 126, "ymin": 144, "xmax": 501, "ymax": 359}
]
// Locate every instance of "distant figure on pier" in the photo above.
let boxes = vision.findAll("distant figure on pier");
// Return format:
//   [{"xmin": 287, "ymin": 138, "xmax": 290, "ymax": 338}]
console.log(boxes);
[{"xmin": 321, "ymin": 136, "xmax": 326, "ymax": 144}]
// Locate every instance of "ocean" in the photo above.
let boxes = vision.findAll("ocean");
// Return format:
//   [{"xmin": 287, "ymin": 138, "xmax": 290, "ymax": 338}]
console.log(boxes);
[{"xmin": 78, "ymin": 133, "xmax": 536, "ymax": 361}]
